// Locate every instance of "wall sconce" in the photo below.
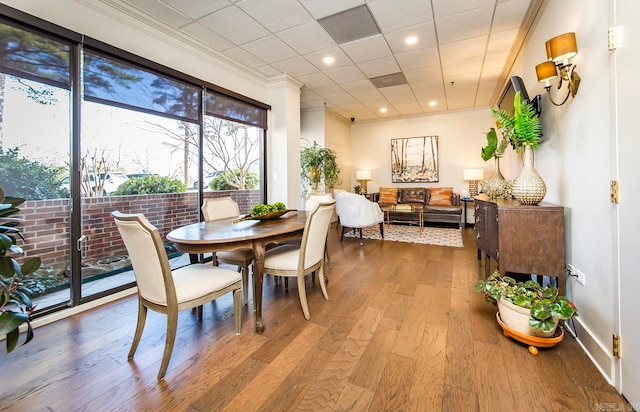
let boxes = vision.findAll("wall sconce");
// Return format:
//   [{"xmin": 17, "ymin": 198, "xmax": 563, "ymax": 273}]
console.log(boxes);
[
  {"xmin": 356, "ymin": 170, "xmax": 371, "ymax": 194},
  {"xmin": 463, "ymin": 169, "xmax": 484, "ymax": 197},
  {"xmin": 535, "ymin": 32, "xmax": 581, "ymax": 106}
]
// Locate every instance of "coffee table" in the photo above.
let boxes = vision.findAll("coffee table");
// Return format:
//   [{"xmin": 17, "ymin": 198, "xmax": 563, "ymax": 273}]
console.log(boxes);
[{"xmin": 381, "ymin": 205, "xmax": 424, "ymax": 230}]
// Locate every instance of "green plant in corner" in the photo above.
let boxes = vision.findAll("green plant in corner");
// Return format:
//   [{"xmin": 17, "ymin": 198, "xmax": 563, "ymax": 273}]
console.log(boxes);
[
  {"xmin": 0, "ymin": 185, "xmax": 42, "ymax": 352},
  {"xmin": 475, "ymin": 270, "xmax": 578, "ymax": 333},
  {"xmin": 353, "ymin": 184, "xmax": 362, "ymax": 195},
  {"xmin": 300, "ymin": 140, "xmax": 341, "ymax": 197}
]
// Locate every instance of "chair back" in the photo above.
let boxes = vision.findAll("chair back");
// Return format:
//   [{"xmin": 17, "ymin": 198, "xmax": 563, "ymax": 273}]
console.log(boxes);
[
  {"xmin": 112, "ymin": 211, "xmax": 176, "ymax": 306},
  {"xmin": 334, "ymin": 192, "xmax": 383, "ymax": 227},
  {"xmin": 202, "ymin": 197, "xmax": 240, "ymax": 221},
  {"xmin": 304, "ymin": 193, "xmax": 333, "ymax": 211},
  {"xmin": 299, "ymin": 200, "xmax": 336, "ymax": 270}
]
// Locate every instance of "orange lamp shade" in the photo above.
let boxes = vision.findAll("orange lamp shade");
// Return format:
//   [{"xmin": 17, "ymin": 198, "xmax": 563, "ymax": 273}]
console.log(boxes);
[
  {"xmin": 536, "ymin": 61, "xmax": 558, "ymax": 83},
  {"xmin": 549, "ymin": 32, "xmax": 578, "ymax": 63}
]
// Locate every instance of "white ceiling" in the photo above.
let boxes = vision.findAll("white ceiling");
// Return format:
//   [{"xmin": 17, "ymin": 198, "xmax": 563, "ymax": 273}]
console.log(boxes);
[{"xmin": 114, "ymin": 0, "xmax": 538, "ymax": 121}]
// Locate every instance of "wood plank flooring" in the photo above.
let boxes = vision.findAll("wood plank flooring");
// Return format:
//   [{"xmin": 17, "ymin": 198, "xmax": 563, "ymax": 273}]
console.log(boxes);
[{"xmin": 0, "ymin": 227, "xmax": 628, "ymax": 411}]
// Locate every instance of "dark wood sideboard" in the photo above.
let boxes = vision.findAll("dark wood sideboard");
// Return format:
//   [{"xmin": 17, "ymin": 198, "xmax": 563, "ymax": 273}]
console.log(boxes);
[{"xmin": 473, "ymin": 194, "xmax": 566, "ymax": 294}]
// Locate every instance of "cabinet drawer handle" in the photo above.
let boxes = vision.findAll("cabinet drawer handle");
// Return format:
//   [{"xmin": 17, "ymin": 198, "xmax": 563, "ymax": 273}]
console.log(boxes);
[{"xmin": 476, "ymin": 233, "xmax": 481, "ymax": 239}]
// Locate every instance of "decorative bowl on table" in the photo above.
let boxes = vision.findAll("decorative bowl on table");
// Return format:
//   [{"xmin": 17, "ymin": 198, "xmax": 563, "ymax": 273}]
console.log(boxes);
[{"xmin": 233, "ymin": 209, "xmax": 296, "ymax": 223}]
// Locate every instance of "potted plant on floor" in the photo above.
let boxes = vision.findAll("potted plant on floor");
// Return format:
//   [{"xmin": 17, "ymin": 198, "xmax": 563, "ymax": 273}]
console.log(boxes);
[
  {"xmin": 300, "ymin": 140, "xmax": 341, "ymax": 197},
  {"xmin": 475, "ymin": 270, "xmax": 578, "ymax": 338},
  {"xmin": 0, "ymin": 185, "xmax": 42, "ymax": 352}
]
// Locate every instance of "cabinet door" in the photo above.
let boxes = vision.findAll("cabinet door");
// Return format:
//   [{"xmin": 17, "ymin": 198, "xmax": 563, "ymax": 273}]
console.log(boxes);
[
  {"xmin": 474, "ymin": 202, "xmax": 485, "ymax": 250},
  {"xmin": 486, "ymin": 203, "xmax": 499, "ymax": 259}
]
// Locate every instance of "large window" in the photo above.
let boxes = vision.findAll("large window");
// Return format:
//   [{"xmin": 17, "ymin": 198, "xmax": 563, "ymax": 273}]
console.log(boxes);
[{"xmin": 0, "ymin": 10, "xmax": 269, "ymax": 314}]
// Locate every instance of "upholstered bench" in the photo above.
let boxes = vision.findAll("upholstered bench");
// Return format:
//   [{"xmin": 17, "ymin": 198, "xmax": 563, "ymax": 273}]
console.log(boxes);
[{"xmin": 377, "ymin": 186, "xmax": 462, "ymax": 227}]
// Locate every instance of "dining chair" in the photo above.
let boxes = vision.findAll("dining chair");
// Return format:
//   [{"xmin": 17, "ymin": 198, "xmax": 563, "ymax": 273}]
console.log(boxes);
[
  {"xmin": 201, "ymin": 197, "xmax": 254, "ymax": 306},
  {"xmin": 112, "ymin": 211, "xmax": 242, "ymax": 380},
  {"xmin": 334, "ymin": 192, "xmax": 384, "ymax": 245},
  {"xmin": 262, "ymin": 200, "xmax": 336, "ymax": 320}
]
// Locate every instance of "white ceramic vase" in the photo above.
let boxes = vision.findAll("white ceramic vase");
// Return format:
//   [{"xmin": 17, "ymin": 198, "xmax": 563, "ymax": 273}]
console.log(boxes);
[
  {"xmin": 512, "ymin": 145, "xmax": 546, "ymax": 205},
  {"xmin": 497, "ymin": 297, "xmax": 558, "ymax": 338}
]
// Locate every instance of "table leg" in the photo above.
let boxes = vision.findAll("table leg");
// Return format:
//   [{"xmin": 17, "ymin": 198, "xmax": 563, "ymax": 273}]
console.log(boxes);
[{"xmin": 252, "ymin": 240, "xmax": 266, "ymax": 333}]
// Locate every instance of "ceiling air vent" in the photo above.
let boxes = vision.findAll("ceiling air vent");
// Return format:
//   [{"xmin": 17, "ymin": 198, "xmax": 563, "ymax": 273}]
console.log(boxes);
[
  {"xmin": 369, "ymin": 72, "xmax": 408, "ymax": 89},
  {"xmin": 318, "ymin": 5, "xmax": 380, "ymax": 44}
]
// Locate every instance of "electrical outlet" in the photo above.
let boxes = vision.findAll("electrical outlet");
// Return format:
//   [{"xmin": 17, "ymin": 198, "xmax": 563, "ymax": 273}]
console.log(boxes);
[
  {"xmin": 567, "ymin": 264, "xmax": 576, "ymax": 276},
  {"xmin": 576, "ymin": 269, "xmax": 586, "ymax": 286}
]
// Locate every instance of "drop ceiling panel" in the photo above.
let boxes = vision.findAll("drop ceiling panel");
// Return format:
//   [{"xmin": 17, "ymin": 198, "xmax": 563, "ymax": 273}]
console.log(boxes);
[
  {"xmin": 161, "ymin": 0, "xmax": 231, "ymax": 20},
  {"xmin": 296, "ymin": 72, "xmax": 335, "ymax": 88},
  {"xmin": 493, "ymin": 0, "xmax": 532, "ymax": 32},
  {"xmin": 385, "ymin": 23, "xmax": 438, "ymax": 54},
  {"xmin": 125, "ymin": 0, "xmax": 193, "ymax": 27},
  {"xmin": 340, "ymin": 35, "xmax": 392, "ymax": 64},
  {"xmin": 223, "ymin": 47, "xmax": 265, "ymax": 69},
  {"xmin": 395, "ymin": 47, "xmax": 440, "ymax": 71},
  {"xmin": 199, "ymin": 6, "xmax": 270, "ymax": 45},
  {"xmin": 431, "ymin": 0, "xmax": 496, "ymax": 19},
  {"xmin": 277, "ymin": 22, "xmax": 338, "ymax": 55},
  {"xmin": 435, "ymin": 7, "xmax": 494, "ymax": 44},
  {"xmin": 487, "ymin": 28, "xmax": 519, "ymax": 54},
  {"xmin": 379, "ymin": 84, "xmax": 414, "ymax": 98},
  {"xmin": 304, "ymin": 47, "xmax": 352, "ymax": 70},
  {"xmin": 439, "ymin": 36, "xmax": 488, "ymax": 63},
  {"xmin": 358, "ymin": 57, "xmax": 401, "ymax": 78},
  {"xmin": 324, "ymin": 65, "xmax": 367, "ymax": 83},
  {"xmin": 404, "ymin": 66, "xmax": 443, "ymax": 83},
  {"xmin": 297, "ymin": 0, "xmax": 365, "ymax": 19},
  {"xmin": 341, "ymin": 79, "xmax": 379, "ymax": 93},
  {"xmin": 181, "ymin": 22, "xmax": 236, "ymax": 51},
  {"xmin": 368, "ymin": 0, "xmax": 434, "ymax": 33},
  {"xmin": 271, "ymin": 56, "xmax": 319, "ymax": 77},
  {"xmin": 237, "ymin": 0, "xmax": 313, "ymax": 32},
  {"xmin": 242, "ymin": 36, "xmax": 298, "ymax": 63}
]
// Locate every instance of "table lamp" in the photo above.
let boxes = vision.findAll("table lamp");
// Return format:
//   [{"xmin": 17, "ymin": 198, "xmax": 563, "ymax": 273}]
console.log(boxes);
[
  {"xmin": 463, "ymin": 169, "xmax": 484, "ymax": 197},
  {"xmin": 356, "ymin": 170, "xmax": 371, "ymax": 194}
]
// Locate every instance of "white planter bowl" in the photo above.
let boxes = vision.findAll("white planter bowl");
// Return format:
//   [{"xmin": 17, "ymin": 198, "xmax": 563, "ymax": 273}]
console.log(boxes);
[{"xmin": 497, "ymin": 298, "xmax": 558, "ymax": 338}]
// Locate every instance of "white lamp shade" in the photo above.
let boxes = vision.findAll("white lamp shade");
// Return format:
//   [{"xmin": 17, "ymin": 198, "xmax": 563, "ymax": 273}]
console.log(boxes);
[
  {"xmin": 356, "ymin": 170, "xmax": 371, "ymax": 180},
  {"xmin": 463, "ymin": 169, "xmax": 484, "ymax": 181}
]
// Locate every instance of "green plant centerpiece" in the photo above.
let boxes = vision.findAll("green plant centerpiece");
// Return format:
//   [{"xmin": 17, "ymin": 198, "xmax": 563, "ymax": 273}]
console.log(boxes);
[
  {"xmin": 300, "ymin": 140, "xmax": 341, "ymax": 197},
  {"xmin": 475, "ymin": 270, "xmax": 578, "ymax": 336},
  {"xmin": 0, "ymin": 185, "xmax": 42, "ymax": 352},
  {"xmin": 492, "ymin": 91, "xmax": 545, "ymax": 204},
  {"xmin": 232, "ymin": 201, "xmax": 292, "ymax": 223}
]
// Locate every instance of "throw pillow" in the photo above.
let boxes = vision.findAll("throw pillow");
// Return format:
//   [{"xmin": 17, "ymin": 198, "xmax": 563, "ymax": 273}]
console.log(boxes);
[
  {"xmin": 429, "ymin": 187, "xmax": 453, "ymax": 206},
  {"xmin": 379, "ymin": 187, "xmax": 398, "ymax": 204}
]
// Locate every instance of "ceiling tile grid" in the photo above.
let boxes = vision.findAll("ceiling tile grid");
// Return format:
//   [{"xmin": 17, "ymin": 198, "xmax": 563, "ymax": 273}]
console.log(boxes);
[{"xmin": 116, "ymin": 0, "xmax": 536, "ymax": 121}]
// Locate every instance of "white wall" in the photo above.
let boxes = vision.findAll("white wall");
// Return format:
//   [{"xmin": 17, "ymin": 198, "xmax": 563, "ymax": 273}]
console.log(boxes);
[
  {"xmin": 507, "ymin": 0, "xmax": 616, "ymax": 380},
  {"xmin": 350, "ymin": 108, "xmax": 496, "ymax": 195}
]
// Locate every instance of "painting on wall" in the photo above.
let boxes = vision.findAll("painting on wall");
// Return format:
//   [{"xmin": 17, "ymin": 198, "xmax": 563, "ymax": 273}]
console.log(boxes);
[{"xmin": 391, "ymin": 136, "xmax": 439, "ymax": 183}]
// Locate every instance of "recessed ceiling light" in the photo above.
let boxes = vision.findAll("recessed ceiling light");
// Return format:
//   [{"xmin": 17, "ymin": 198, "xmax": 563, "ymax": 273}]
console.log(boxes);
[
  {"xmin": 428, "ymin": 101, "xmax": 437, "ymax": 107},
  {"xmin": 405, "ymin": 36, "xmax": 418, "ymax": 45},
  {"xmin": 380, "ymin": 107, "xmax": 388, "ymax": 113},
  {"xmin": 323, "ymin": 56, "xmax": 335, "ymax": 64}
]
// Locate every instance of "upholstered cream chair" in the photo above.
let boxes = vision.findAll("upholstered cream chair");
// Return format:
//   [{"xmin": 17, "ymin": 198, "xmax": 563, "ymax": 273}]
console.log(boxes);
[
  {"xmin": 202, "ymin": 197, "xmax": 254, "ymax": 306},
  {"xmin": 334, "ymin": 192, "xmax": 384, "ymax": 245},
  {"xmin": 112, "ymin": 211, "xmax": 242, "ymax": 380},
  {"xmin": 262, "ymin": 200, "xmax": 336, "ymax": 320}
]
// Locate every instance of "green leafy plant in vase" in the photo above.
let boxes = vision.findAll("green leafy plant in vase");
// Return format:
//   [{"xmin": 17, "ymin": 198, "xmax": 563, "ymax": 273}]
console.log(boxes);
[
  {"xmin": 0, "ymin": 185, "xmax": 42, "ymax": 352},
  {"xmin": 475, "ymin": 270, "xmax": 578, "ymax": 338},
  {"xmin": 300, "ymin": 140, "xmax": 341, "ymax": 197},
  {"xmin": 492, "ymin": 91, "xmax": 545, "ymax": 204},
  {"xmin": 480, "ymin": 127, "xmax": 512, "ymax": 199}
]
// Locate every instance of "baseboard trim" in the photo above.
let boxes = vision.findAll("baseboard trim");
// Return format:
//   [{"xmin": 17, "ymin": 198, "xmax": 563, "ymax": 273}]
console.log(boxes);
[{"xmin": 567, "ymin": 317, "xmax": 616, "ymax": 386}]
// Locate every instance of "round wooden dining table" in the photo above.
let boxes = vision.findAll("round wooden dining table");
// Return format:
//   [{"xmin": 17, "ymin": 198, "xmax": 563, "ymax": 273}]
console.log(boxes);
[{"xmin": 166, "ymin": 211, "xmax": 307, "ymax": 333}]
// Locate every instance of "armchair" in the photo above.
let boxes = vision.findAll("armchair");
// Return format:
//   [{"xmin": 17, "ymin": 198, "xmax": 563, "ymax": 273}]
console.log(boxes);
[{"xmin": 334, "ymin": 192, "xmax": 384, "ymax": 245}]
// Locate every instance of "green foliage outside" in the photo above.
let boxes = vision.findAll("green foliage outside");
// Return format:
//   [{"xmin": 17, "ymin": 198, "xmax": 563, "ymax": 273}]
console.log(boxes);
[
  {"xmin": 210, "ymin": 169, "xmax": 259, "ymax": 191},
  {"xmin": 112, "ymin": 175, "xmax": 186, "ymax": 195},
  {"xmin": 0, "ymin": 146, "xmax": 69, "ymax": 200}
]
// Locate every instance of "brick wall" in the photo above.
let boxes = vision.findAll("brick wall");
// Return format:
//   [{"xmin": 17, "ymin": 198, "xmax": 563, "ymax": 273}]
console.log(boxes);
[{"xmin": 16, "ymin": 190, "xmax": 260, "ymax": 270}]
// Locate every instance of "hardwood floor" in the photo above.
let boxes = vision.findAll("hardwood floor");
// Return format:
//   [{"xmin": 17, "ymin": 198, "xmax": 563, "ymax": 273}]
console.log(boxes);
[{"xmin": 0, "ymin": 227, "xmax": 628, "ymax": 411}]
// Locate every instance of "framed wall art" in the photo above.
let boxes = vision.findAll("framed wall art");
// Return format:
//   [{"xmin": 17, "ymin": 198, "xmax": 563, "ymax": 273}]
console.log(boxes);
[{"xmin": 391, "ymin": 136, "xmax": 439, "ymax": 183}]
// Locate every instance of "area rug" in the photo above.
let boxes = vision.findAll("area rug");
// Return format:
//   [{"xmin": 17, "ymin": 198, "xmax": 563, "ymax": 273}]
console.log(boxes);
[{"xmin": 343, "ymin": 224, "xmax": 463, "ymax": 248}]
